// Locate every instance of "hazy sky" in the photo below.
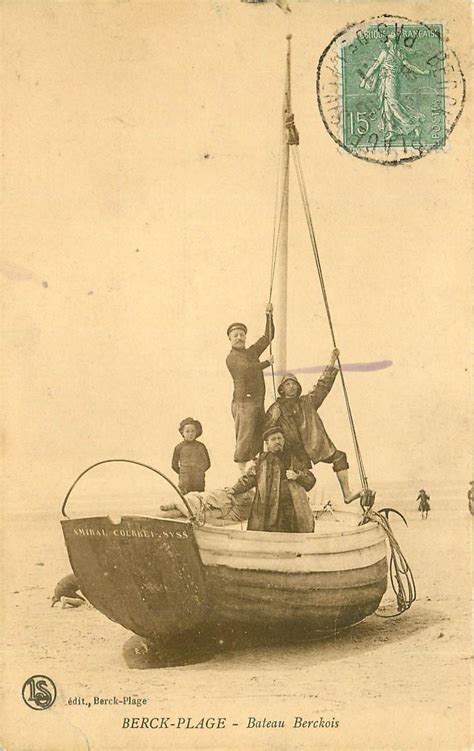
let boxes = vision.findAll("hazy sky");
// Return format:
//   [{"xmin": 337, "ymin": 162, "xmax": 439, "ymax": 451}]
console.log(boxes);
[{"xmin": 3, "ymin": 1, "xmax": 471, "ymax": 513}]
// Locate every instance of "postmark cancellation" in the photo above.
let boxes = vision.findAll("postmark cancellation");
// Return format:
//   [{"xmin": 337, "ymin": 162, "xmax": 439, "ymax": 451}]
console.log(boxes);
[{"xmin": 317, "ymin": 16, "xmax": 465, "ymax": 165}]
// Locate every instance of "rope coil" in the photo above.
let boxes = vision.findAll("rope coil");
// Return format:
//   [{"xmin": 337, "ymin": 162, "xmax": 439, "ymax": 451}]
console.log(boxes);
[{"xmin": 363, "ymin": 509, "xmax": 417, "ymax": 617}]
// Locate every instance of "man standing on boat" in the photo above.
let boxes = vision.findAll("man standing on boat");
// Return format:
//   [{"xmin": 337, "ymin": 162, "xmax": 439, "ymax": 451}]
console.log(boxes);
[
  {"xmin": 226, "ymin": 303, "xmax": 275, "ymax": 474},
  {"xmin": 265, "ymin": 348, "xmax": 355, "ymax": 503},
  {"xmin": 226, "ymin": 426, "xmax": 315, "ymax": 532}
]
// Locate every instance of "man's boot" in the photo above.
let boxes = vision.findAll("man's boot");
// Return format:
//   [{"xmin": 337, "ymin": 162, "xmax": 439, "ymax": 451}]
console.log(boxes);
[{"xmin": 336, "ymin": 469, "xmax": 354, "ymax": 502}]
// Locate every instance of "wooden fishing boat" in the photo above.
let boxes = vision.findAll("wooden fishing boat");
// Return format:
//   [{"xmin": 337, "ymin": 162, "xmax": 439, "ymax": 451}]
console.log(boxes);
[
  {"xmin": 60, "ymin": 37, "xmax": 414, "ymax": 655},
  {"xmin": 61, "ymin": 500, "xmax": 387, "ymax": 643}
]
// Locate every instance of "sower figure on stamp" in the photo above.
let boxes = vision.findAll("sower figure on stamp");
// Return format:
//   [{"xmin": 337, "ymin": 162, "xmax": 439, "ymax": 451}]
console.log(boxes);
[
  {"xmin": 226, "ymin": 303, "xmax": 275, "ymax": 474},
  {"xmin": 265, "ymin": 348, "xmax": 357, "ymax": 503},
  {"xmin": 226, "ymin": 426, "xmax": 315, "ymax": 533},
  {"xmin": 359, "ymin": 32, "xmax": 429, "ymax": 144}
]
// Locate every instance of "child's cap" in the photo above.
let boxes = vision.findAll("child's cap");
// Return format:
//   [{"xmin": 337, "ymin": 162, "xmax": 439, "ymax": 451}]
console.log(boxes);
[{"xmin": 179, "ymin": 417, "xmax": 203, "ymax": 437}]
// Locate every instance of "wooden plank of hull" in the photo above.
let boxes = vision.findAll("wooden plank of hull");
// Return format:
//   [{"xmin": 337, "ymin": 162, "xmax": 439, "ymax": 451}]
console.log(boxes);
[
  {"xmin": 206, "ymin": 559, "xmax": 387, "ymax": 630},
  {"xmin": 194, "ymin": 517, "xmax": 387, "ymax": 573},
  {"xmin": 206, "ymin": 558, "xmax": 388, "ymax": 590},
  {"xmin": 195, "ymin": 519, "xmax": 385, "ymax": 557},
  {"xmin": 61, "ymin": 516, "xmax": 208, "ymax": 642},
  {"xmin": 212, "ymin": 598, "xmax": 382, "ymax": 633},
  {"xmin": 198, "ymin": 541, "xmax": 387, "ymax": 573}
]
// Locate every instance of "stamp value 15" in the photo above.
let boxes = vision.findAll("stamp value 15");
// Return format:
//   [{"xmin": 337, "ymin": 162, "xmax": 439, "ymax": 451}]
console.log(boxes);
[{"xmin": 317, "ymin": 15, "xmax": 465, "ymax": 165}]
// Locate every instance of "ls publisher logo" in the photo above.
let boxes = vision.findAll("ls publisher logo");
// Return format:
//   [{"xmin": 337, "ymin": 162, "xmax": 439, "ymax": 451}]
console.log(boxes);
[{"xmin": 22, "ymin": 675, "xmax": 57, "ymax": 710}]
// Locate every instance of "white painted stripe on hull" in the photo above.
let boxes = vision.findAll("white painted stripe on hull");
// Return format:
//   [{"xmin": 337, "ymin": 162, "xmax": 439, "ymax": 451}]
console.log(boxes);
[
  {"xmin": 195, "ymin": 521, "xmax": 386, "ymax": 557},
  {"xmin": 199, "ymin": 540, "xmax": 387, "ymax": 573}
]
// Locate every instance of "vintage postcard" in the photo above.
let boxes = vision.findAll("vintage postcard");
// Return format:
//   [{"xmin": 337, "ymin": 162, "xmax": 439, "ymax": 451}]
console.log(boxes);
[{"xmin": 1, "ymin": 1, "xmax": 471, "ymax": 749}]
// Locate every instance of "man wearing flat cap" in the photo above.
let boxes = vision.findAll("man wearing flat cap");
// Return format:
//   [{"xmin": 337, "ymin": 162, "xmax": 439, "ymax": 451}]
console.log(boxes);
[
  {"xmin": 226, "ymin": 303, "xmax": 275, "ymax": 473},
  {"xmin": 226, "ymin": 425, "xmax": 315, "ymax": 532}
]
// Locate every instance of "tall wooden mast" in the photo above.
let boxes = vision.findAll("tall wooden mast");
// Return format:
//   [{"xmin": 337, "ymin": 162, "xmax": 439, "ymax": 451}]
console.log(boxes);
[{"xmin": 273, "ymin": 34, "xmax": 292, "ymax": 374}]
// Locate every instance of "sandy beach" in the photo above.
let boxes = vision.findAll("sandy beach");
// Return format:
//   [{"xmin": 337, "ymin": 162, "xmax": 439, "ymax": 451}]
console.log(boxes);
[{"xmin": 2, "ymin": 482, "xmax": 471, "ymax": 750}]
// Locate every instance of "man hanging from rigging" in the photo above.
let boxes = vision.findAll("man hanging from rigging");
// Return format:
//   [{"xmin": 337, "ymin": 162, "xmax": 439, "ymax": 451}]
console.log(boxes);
[
  {"xmin": 265, "ymin": 348, "xmax": 357, "ymax": 503},
  {"xmin": 226, "ymin": 303, "xmax": 275, "ymax": 474}
]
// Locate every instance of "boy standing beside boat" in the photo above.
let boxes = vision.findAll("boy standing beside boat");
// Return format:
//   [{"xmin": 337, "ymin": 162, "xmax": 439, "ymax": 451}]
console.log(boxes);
[
  {"xmin": 226, "ymin": 304, "xmax": 274, "ymax": 474},
  {"xmin": 265, "ymin": 348, "xmax": 355, "ymax": 503},
  {"xmin": 171, "ymin": 418, "xmax": 211, "ymax": 495},
  {"xmin": 226, "ymin": 425, "xmax": 315, "ymax": 533}
]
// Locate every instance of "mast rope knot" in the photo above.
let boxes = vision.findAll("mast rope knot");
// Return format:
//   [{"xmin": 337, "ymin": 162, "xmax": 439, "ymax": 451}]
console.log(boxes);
[{"xmin": 286, "ymin": 114, "xmax": 299, "ymax": 145}]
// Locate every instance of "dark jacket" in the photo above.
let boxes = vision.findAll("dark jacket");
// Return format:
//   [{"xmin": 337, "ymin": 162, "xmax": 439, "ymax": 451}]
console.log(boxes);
[
  {"xmin": 232, "ymin": 449, "xmax": 315, "ymax": 532},
  {"xmin": 226, "ymin": 316, "xmax": 274, "ymax": 403},
  {"xmin": 417, "ymin": 490, "xmax": 430, "ymax": 511},
  {"xmin": 265, "ymin": 366, "xmax": 338, "ymax": 465},
  {"xmin": 172, "ymin": 440, "xmax": 211, "ymax": 493}
]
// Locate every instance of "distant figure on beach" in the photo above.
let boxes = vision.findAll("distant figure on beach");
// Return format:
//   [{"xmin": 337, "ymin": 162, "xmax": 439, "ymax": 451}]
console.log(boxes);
[
  {"xmin": 226, "ymin": 426, "xmax": 315, "ymax": 533},
  {"xmin": 265, "ymin": 348, "xmax": 357, "ymax": 503},
  {"xmin": 51, "ymin": 573, "xmax": 85, "ymax": 608},
  {"xmin": 226, "ymin": 303, "xmax": 274, "ymax": 474},
  {"xmin": 417, "ymin": 489, "xmax": 431, "ymax": 519},
  {"xmin": 172, "ymin": 418, "xmax": 211, "ymax": 495},
  {"xmin": 468, "ymin": 481, "xmax": 473, "ymax": 515}
]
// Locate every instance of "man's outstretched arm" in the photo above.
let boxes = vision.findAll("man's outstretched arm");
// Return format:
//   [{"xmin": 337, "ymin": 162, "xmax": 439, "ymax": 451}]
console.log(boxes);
[{"xmin": 309, "ymin": 348, "xmax": 340, "ymax": 408}]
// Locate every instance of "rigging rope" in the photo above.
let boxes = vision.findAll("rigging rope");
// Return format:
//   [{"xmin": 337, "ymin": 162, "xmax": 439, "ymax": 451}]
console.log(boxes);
[
  {"xmin": 268, "ymin": 153, "xmax": 290, "ymax": 400},
  {"xmin": 267, "ymin": 97, "xmax": 291, "ymax": 400},
  {"xmin": 267, "ymin": 37, "xmax": 370, "ymax": 493},
  {"xmin": 289, "ymin": 137, "xmax": 369, "ymax": 492},
  {"xmin": 268, "ymin": 134, "xmax": 285, "ymax": 302},
  {"xmin": 267, "ymin": 37, "xmax": 293, "ymax": 401}
]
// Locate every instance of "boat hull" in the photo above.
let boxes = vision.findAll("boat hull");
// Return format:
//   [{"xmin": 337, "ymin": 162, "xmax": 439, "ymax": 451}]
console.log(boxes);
[
  {"xmin": 61, "ymin": 516, "xmax": 208, "ymax": 642},
  {"xmin": 195, "ymin": 515, "xmax": 387, "ymax": 633},
  {"xmin": 204, "ymin": 559, "xmax": 387, "ymax": 632},
  {"xmin": 61, "ymin": 511, "xmax": 387, "ymax": 642}
]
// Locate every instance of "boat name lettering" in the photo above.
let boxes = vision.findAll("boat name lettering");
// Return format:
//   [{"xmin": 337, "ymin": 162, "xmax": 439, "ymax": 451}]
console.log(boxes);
[
  {"xmin": 73, "ymin": 528, "xmax": 107, "ymax": 537},
  {"xmin": 156, "ymin": 530, "xmax": 189, "ymax": 540},
  {"xmin": 72, "ymin": 527, "xmax": 168, "ymax": 539},
  {"xmin": 110, "ymin": 528, "xmax": 189, "ymax": 539},
  {"xmin": 74, "ymin": 527, "xmax": 156, "ymax": 537}
]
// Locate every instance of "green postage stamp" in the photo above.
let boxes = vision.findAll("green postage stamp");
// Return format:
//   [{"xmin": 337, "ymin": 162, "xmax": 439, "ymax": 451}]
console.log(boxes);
[
  {"xmin": 341, "ymin": 22, "xmax": 445, "ymax": 150},
  {"xmin": 317, "ymin": 16, "xmax": 465, "ymax": 165}
]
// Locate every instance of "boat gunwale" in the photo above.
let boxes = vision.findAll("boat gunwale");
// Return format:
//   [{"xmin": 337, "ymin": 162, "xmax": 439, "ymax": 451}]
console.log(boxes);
[
  {"xmin": 194, "ymin": 519, "xmax": 384, "ymax": 542},
  {"xmin": 198, "ymin": 542, "xmax": 387, "ymax": 560},
  {"xmin": 63, "ymin": 514, "xmax": 385, "ymax": 544}
]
